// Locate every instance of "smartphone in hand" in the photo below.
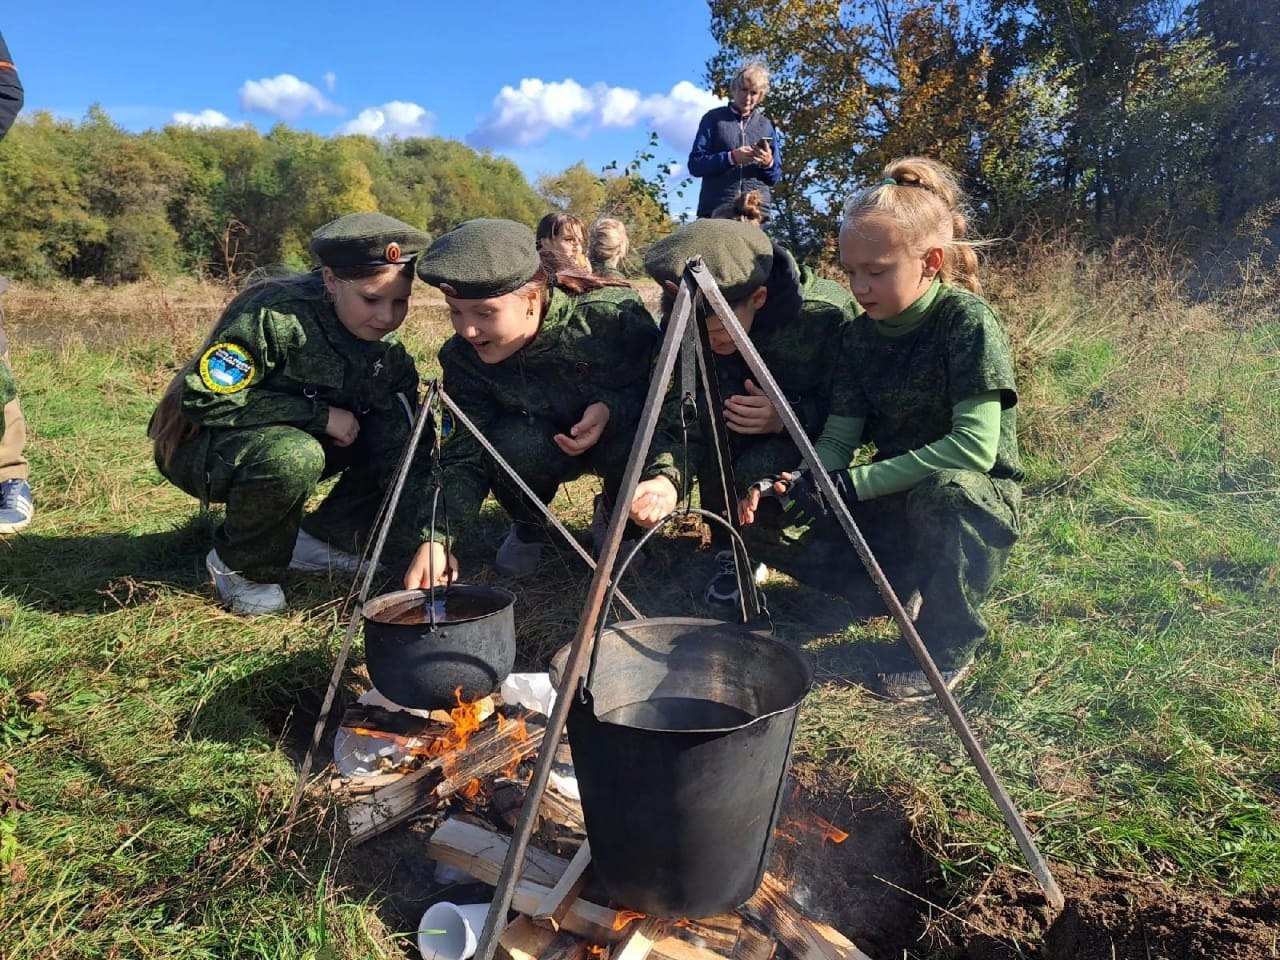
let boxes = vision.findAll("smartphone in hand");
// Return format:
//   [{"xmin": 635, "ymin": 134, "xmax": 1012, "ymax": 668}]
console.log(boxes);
[{"xmin": 756, "ymin": 136, "xmax": 773, "ymax": 150}]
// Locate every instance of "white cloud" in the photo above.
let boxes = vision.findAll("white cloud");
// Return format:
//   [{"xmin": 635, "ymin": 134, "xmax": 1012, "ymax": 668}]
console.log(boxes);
[
  {"xmin": 638, "ymin": 81, "xmax": 723, "ymax": 152},
  {"xmin": 322, "ymin": 71, "xmax": 337, "ymax": 93},
  {"xmin": 170, "ymin": 109, "xmax": 234, "ymax": 129},
  {"xmin": 339, "ymin": 101, "xmax": 436, "ymax": 139},
  {"xmin": 238, "ymin": 74, "xmax": 342, "ymax": 120},
  {"xmin": 468, "ymin": 78, "xmax": 722, "ymax": 150}
]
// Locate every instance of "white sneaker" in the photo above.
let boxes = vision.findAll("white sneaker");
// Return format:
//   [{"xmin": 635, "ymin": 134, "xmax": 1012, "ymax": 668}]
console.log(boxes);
[
  {"xmin": 288, "ymin": 529, "xmax": 374, "ymax": 575},
  {"xmin": 494, "ymin": 525, "xmax": 545, "ymax": 577},
  {"xmin": 206, "ymin": 549, "xmax": 286, "ymax": 615}
]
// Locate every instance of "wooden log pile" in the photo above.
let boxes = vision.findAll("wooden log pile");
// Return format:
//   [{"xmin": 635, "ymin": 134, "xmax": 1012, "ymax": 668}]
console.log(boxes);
[{"xmin": 330, "ymin": 692, "xmax": 871, "ymax": 960}]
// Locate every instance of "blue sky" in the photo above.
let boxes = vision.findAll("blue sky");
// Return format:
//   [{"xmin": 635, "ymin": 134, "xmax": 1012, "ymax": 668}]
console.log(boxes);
[{"xmin": 3, "ymin": 2, "xmax": 724, "ymax": 184}]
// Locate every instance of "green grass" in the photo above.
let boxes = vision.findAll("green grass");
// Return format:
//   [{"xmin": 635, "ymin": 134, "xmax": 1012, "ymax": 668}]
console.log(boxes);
[{"xmin": 1, "ymin": 244, "xmax": 1279, "ymax": 957}]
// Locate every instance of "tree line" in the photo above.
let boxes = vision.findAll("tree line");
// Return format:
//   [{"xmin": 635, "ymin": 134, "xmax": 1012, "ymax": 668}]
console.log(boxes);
[
  {"xmin": 709, "ymin": 0, "xmax": 1278, "ymax": 254},
  {"xmin": 0, "ymin": 0, "xmax": 1274, "ymax": 283}
]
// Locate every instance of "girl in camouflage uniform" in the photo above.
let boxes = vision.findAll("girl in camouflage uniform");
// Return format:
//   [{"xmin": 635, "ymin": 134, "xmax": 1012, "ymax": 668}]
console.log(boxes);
[
  {"xmin": 150, "ymin": 214, "xmax": 433, "ymax": 615},
  {"xmin": 407, "ymin": 218, "xmax": 658, "ymax": 585},
  {"xmin": 746, "ymin": 157, "xmax": 1023, "ymax": 700}
]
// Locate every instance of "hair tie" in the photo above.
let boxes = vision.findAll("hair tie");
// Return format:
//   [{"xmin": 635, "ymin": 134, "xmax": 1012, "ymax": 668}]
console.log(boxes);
[{"xmin": 878, "ymin": 177, "xmax": 897, "ymax": 186}]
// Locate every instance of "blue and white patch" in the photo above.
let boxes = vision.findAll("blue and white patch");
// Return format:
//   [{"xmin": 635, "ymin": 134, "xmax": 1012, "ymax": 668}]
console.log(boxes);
[
  {"xmin": 199, "ymin": 343, "xmax": 255, "ymax": 394},
  {"xmin": 440, "ymin": 409, "xmax": 456, "ymax": 444}
]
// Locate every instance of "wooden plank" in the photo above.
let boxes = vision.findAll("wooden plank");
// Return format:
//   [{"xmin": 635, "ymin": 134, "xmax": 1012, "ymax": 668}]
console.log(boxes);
[
  {"xmin": 497, "ymin": 915, "xmax": 558, "ymax": 960},
  {"xmin": 346, "ymin": 713, "xmax": 541, "ymax": 844},
  {"xmin": 428, "ymin": 818, "xmax": 620, "ymax": 942},
  {"xmin": 730, "ymin": 923, "xmax": 776, "ymax": 960},
  {"xmin": 743, "ymin": 875, "xmax": 872, "ymax": 960},
  {"xmin": 533, "ymin": 839, "xmax": 592, "ymax": 927},
  {"xmin": 614, "ymin": 918, "xmax": 667, "ymax": 960}
]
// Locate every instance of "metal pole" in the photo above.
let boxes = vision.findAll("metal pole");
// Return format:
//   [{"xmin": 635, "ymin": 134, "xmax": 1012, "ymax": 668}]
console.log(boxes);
[
  {"xmin": 285, "ymin": 382, "xmax": 438, "ymax": 828},
  {"xmin": 471, "ymin": 277, "xmax": 700, "ymax": 960},
  {"xmin": 687, "ymin": 262, "xmax": 1064, "ymax": 911}
]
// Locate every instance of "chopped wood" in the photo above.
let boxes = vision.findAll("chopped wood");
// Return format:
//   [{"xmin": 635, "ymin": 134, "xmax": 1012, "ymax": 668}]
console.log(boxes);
[
  {"xmin": 340, "ymin": 703, "xmax": 441, "ymax": 738},
  {"xmin": 742, "ymin": 875, "xmax": 872, "ymax": 960},
  {"xmin": 427, "ymin": 818, "xmax": 618, "ymax": 943},
  {"xmin": 345, "ymin": 711, "xmax": 542, "ymax": 844},
  {"xmin": 427, "ymin": 819, "xmax": 781, "ymax": 960},
  {"xmin": 533, "ymin": 839, "xmax": 592, "ymax": 928},
  {"xmin": 498, "ymin": 915, "xmax": 558, "ymax": 960},
  {"xmin": 613, "ymin": 918, "xmax": 667, "ymax": 960},
  {"xmin": 729, "ymin": 923, "xmax": 775, "ymax": 960}
]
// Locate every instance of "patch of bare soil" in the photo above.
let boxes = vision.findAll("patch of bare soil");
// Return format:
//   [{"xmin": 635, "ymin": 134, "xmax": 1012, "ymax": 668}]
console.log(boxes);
[
  {"xmin": 934, "ymin": 866, "xmax": 1280, "ymax": 960},
  {"xmin": 770, "ymin": 766, "xmax": 1280, "ymax": 960}
]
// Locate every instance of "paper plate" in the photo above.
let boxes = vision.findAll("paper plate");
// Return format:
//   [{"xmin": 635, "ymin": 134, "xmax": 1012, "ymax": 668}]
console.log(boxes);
[{"xmin": 333, "ymin": 686, "xmax": 431, "ymax": 777}]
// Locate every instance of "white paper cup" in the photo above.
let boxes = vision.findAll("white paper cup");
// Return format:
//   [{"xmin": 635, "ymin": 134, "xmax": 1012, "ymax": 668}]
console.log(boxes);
[{"xmin": 418, "ymin": 901, "xmax": 491, "ymax": 960}]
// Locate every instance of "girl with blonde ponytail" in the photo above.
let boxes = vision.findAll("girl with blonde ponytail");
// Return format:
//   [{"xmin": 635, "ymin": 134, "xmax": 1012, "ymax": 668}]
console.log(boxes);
[{"xmin": 743, "ymin": 156, "xmax": 1023, "ymax": 701}]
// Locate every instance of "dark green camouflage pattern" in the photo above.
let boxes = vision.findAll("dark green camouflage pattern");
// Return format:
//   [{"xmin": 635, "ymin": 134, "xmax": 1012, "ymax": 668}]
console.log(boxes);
[
  {"xmin": 646, "ymin": 261, "xmax": 858, "ymax": 500},
  {"xmin": 437, "ymin": 284, "xmax": 658, "ymax": 540},
  {"xmin": 156, "ymin": 273, "xmax": 431, "ymax": 579},
  {"xmin": 778, "ymin": 469, "xmax": 1020, "ymax": 670},
  {"xmin": 787, "ymin": 285, "xmax": 1025, "ymax": 667},
  {"xmin": 832, "ymin": 284, "xmax": 1023, "ymax": 482}
]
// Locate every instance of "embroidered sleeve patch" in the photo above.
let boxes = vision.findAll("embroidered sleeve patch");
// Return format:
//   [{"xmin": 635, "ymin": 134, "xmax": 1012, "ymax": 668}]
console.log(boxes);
[
  {"xmin": 199, "ymin": 343, "xmax": 255, "ymax": 393},
  {"xmin": 440, "ymin": 409, "xmax": 456, "ymax": 443}
]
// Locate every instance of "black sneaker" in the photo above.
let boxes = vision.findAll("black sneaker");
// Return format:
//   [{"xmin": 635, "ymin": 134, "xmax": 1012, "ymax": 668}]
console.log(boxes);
[{"xmin": 703, "ymin": 549, "xmax": 768, "ymax": 605}]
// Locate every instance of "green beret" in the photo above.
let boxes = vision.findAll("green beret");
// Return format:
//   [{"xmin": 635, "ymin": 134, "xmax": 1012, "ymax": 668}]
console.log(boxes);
[
  {"xmin": 644, "ymin": 219, "xmax": 773, "ymax": 302},
  {"xmin": 416, "ymin": 219, "xmax": 541, "ymax": 299},
  {"xmin": 309, "ymin": 213, "xmax": 429, "ymax": 268}
]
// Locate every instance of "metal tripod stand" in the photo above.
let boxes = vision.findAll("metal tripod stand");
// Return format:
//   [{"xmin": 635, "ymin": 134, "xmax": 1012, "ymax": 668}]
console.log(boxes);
[{"xmin": 470, "ymin": 259, "xmax": 1062, "ymax": 960}]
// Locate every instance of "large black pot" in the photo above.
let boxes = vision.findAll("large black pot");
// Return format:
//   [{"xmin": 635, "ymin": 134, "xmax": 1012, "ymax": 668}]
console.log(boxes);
[
  {"xmin": 551, "ymin": 617, "xmax": 813, "ymax": 918},
  {"xmin": 362, "ymin": 586, "xmax": 516, "ymax": 711}
]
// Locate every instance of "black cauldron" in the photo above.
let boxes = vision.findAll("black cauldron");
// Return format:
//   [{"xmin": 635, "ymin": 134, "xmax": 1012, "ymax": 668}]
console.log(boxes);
[
  {"xmin": 362, "ymin": 586, "xmax": 516, "ymax": 711},
  {"xmin": 551, "ymin": 617, "xmax": 813, "ymax": 918}
]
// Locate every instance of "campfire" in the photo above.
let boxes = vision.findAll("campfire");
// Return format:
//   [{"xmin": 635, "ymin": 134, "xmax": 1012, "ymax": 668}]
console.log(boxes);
[{"xmin": 331, "ymin": 682, "xmax": 871, "ymax": 960}]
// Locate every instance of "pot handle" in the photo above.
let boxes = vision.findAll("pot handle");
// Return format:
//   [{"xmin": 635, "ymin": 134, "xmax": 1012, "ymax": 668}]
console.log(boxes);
[
  {"xmin": 581, "ymin": 506, "xmax": 769, "ymax": 703},
  {"xmin": 425, "ymin": 484, "xmax": 451, "ymax": 628}
]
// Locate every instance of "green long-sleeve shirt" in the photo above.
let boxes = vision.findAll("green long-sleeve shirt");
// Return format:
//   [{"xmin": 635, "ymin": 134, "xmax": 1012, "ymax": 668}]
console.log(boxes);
[{"xmin": 818, "ymin": 282, "xmax": 1023, "ymax": 498}]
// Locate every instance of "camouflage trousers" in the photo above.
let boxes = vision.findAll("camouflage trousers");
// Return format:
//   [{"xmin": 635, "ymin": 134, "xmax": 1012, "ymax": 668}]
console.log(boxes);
[
  {"xmin": 159, "ymin": 425, "xmax": 403, "ymax": 582},
  {"xmin": 0, "ymin": 337, "xmax": 29, "ymax": 483},
  {"xmin": 767, "ymin": 469, "xmax": 1021, "ymax": 671},
  {"xmin": 484, "ymin": 412, "xmax": 641, "ymax": 540}
]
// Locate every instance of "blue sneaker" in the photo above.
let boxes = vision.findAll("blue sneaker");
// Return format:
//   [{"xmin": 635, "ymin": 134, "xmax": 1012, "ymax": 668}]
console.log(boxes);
[{"xmin": 0, "ymin": 478, "xmax": 33, "ymax": 534}]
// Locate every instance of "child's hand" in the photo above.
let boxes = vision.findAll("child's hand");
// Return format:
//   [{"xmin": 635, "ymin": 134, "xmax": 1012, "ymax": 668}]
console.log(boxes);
[
  {"xmin": 404, "ymin": 541, "xmax": 459, "ymax": 588},
  {"xmin": 737, "ymin": 478, "xmax": 773, "ymax": 529},
  {"xmin": 629, "ymin": 476, "xmax": 678, "ymax": 527},
  {"xmin": 553, "ymin": 402, "xmax": 610, "ymax": 456},
  {"xmin": 325, "ymin": 407, "xmax": 360, "ymax": 447},
  {"xmin": 724, "ymin": 380, "xmax": 783, "ymax": 435}
]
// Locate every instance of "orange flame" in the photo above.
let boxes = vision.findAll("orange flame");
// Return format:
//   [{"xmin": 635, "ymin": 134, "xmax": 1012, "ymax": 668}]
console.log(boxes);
[
  {"xmin": 811, "ymin": 814, "xmax": 849, "ymax": 844},
  {"xmin": 612, "ymin": 910, "xmax": 645, "ymax": 931},
  {"xmin": 460, "ymin": 777, "xmax": 484, "ymax": 800},
  {"xmin": 586, "ymin": 946, "xmax": 607, "ymax": 958}
]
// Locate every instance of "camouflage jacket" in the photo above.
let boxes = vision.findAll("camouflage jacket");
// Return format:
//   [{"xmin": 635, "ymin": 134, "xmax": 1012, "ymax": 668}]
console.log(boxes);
[
  {"xmin": 832, "ymin": 283, "xmax": 1023, "ymax": 482},
  {"xmin": 179, "ymin": 274, "xmax": 420, "ymax": 436},
  {"xmin": 174, "ymin": 274, "xmax": 432, "ymax": 533},
  {"xmin": 437, "ymin": 285, "xmax": 658, "ymax": 526},
  {"xmin": 645, "ymin": 258, "xmax": 858, "ymax": 493}
]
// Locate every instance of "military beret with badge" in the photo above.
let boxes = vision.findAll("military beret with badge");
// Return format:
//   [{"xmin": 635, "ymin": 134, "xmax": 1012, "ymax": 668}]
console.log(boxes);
[
  {"xmin": 309, "ymin": 212, "xmax": 430, "ymax": 268},
  {"xmin": 415, "ymin": 218, "xmax": 542, "ymax": 299}
]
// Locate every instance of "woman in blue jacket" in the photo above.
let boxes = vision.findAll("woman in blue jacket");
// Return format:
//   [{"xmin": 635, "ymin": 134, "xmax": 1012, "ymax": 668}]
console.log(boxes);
[{"xmin": 688, "ymin": 62, "xmax": 782, "ymax": 219}]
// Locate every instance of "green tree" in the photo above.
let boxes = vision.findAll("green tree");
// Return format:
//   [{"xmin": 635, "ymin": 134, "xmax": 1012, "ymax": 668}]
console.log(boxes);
[
  {"xmin": 0, "ymin": 113, "xmax": 103, "ymax": 280},
  {"xmin": 707, "ymin": 0, "xmax": 994, "ymax": 255}
]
